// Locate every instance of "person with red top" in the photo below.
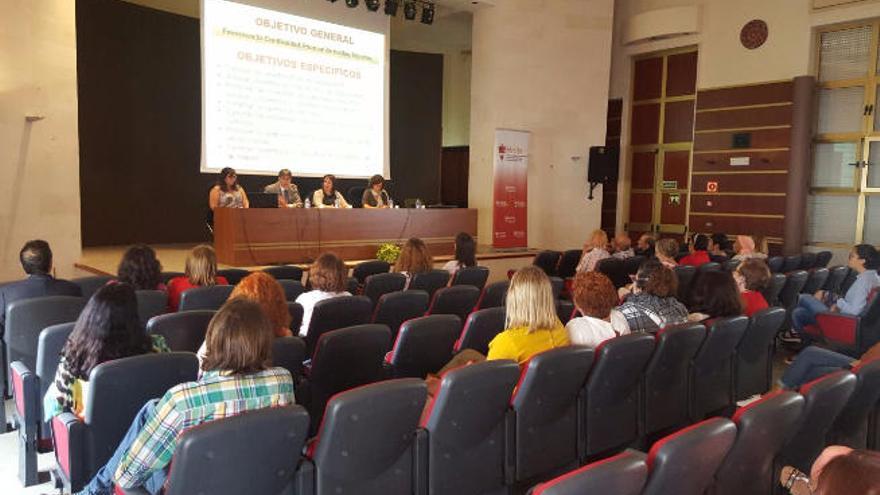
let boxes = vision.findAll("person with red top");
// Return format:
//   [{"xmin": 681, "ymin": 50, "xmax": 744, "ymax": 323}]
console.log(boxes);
[
  {"xmin": 734, "ymin": 258, "xmax": 770, "ymax": 317},
  {"xmin": 166, "ymin": 245, "xmax": 228, "ymax": 311},
  {"xmin": 687, "ymin": 270, "xmax": 744, "ymax": 324},
  {"xmin": 678, "ymin": 234, "xmax": 711, "ymax": 267}
]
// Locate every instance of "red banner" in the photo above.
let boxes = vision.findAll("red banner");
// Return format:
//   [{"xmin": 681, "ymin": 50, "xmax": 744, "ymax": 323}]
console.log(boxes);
[{"xmin": 492, "ymin": 129, "xmax": 529, "ymax": 249}]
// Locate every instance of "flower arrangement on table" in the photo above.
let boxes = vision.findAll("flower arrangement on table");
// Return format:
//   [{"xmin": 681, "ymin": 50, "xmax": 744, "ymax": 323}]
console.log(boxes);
[{"xmin": 377, "ymin": 243, "xmax": 401, "ymax": 264}]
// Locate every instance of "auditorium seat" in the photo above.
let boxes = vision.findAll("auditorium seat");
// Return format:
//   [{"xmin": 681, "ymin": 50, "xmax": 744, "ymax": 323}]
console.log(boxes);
[
  {"xmin": 767, "ymin": 256, "xmax": 784, "ymax": 274},
  {"xmin": 451, "ymin": 265, "xmax": 490, "ymax": 290},
  {"xmin": 528, "ymin": 449, "xmax": 648, "ymax": 495},
  {"xmin": 509, "ymin": 346, "xmax": 594, "ymax": 484},
  {"xmin": 216, "ymin": 268, "xmax": 250, "ymax": 285},
  {"xmin": 418, "ymin": 360, "xmax": 520, "ymax": 495},
  {"xmin": 146, "ymin": 310, "xmax": 215, "ymax": 353},
  {"xmin": 159, "ymin": 271, "xmax": 185, "ymax": 285},
  {"xmin": 287, "ymin": 301, "xmax": 304, "ymax": 332},
  {"xmin": 455, "ymin": 306, "xmax": 506, "ymax": 354},
  {"xmin": 778, "ymin": 370, "xmax": 857, "ymax": 473},
  {"xmin": 690, "ymin": 316, "xmax": 749, "ymax": 421},
  {"xmin": 549, "ymin": 276, "xmax": 564, "ymax": 300},
  {"xmin": 840, "ymin": 267, "xmax": 858, "ymax": 295},
  {"xmin": 827, "ymin": 359, "xmax": 880, "ymax": 449},
  {"xmin": 761, "ymin": 273, "xmax": 787, "ymax": 307},
  {"xmin": 735, "ymin": 307, "xmax": 787, "ymax": 400},
  {"xmin": 581, "ymin": 333, "xmax": 655, "ymax": 462},
  {"xmin": 116, "ymin": 406, "xmax": 309, "ymax": 495},
  {"xmin": 556, "ymin": 299, "xmax": 575, "ymax": 325},
  {"xmin": 823, "ymin": 265, "xmax": 850, "ymax": 295},
  {"xmin": 799, "ymin": 252, "xmax": 817, "ymax": 270},
  {"xmin": 722, "ymin": 259, "xmax": 741, "ymax": 272},
  {"xmin": 802, "ymin": 288, "xmax": 880, "ymax": 357},
  {"xmin": 371, "ymin": 290, "xmax": 429, "ymax": 341},
  {"xmin": 135, "ymin": 290, "xmax": 167, "ymax": 327},
  {"xmin": 709, "ymin": 391, "xmax": 805, "ymax": 495},
  {"xmin": 624, "ymin": 255, "xmax": 645, "ymax": 277},
  {"xmin": 346, "ymin": 276, "xmax": 359, "ymax": 295},
  {"xmin": 778, "ymin": 270, "xmax": 809, "ymax": 325},
  {"xmin": 272, "ymin": 336, "xmax": 306, "ymax": 382},
  {"xmin": 800, "ymin": 267, "xmax": 830, "ymax": 295},
  {"xmin": 362, "ymin": 272, "xmax": 406, "ymax": 307},
  {"xmin": 263, "ymin": 265, "xmax": 304, "ymax": 282},
  {"xmin": 351, "ymin": 260, "xmax": 391, "ymax": 285},
  {"xmin": 278, "ymin": 279, "xmax": 306, "ymax": 302},
  {"xmin": 71, "ymin": 275, "xmax": 114, "ymax": 300},
  {"xmin": 297, "ymin": 324, "xmax": 390, "ymax": 433},
  {"xmin": 556, "ymin": 249, "xmax": 583, "ymax": 279},
  {"xmin": 177, "ymin": 285, "xmax": 234, "ymax": 311},
  {"xmin": 303, "ymin": 295, "xmax": 372, "ymax": 355},
  {"xmin": 51, "ymin": 353, "xmax": 199, "ymax": 493},
  {"xmin": 409, "ymin": 269, "xmax": 451, "ymax": 298},
  {"xmin": 10, "ymin": 322, "xmax": 75, "ymax": 486},
  {"xmin": 673, "ymin": 265, "xmax": 696, "ymax": 303},
  {"xmin": 641, "ymin": 417, "xmax": 737, "ymax": 495},
  {"xmin": 299, "ymin": 379, "xmax": 425, "ymax": 495},
  {"xmin": 815, "ymin": 251, "xmax": 833, "ymax": 269},
  {"xmin": 698, "ymin": 262, "xmax": 722, "ymax": 274},
  {"xmin": 641, "ymin": 323, "xmax": 706, "ymax": 443},
  {"xmin": 386, "ymin": 315, "xmax": 460, "ymax": 378},
  {"xmin": 783, "ymin": 255, "xmax": 802, "ymax": 273},
  {"xmin": 596, "ymin": 258, "xmax": 628, "ymax": 289},
  {"xmin": 477, "ymin": 280, "xmax": 509, "ymax": 309},
  {"xmin": 532, "ymin": 250, "xmax": 562, "ymax": 277},
  {"xmin": 426, "ymin": 285, "xmax": 480, "ymax": 324}
]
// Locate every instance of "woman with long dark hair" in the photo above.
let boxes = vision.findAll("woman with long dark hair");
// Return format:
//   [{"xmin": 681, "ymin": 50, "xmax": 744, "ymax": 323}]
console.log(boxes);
[
  {"xmin": 43, "ymin": 283, "xmax": 169, "ymax": 421},
  {"xmin": 688, "ymin": 270, "xmax": 744, "ymax": 324},
  {"xmin": 312, "ymin": 174, "xmax": 351, "ymax": 208},
  {"xmin": 117, "ymin": 244, "xmax": 164, "ymax": 291},
  {"xmin": 442, "ymin": 232, "xmax": 476, "ymax": 275},
  {"xmin": 209, "ymin": 167, "xmax": 249, "ymax": 209}
]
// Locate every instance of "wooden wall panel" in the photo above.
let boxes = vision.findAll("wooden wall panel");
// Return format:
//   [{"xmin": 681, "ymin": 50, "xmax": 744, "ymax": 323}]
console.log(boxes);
[
  {"xmin": 666, "ymin": 52, "xmax": 698, "ymax": 97},
  {"xmin": 689, "ymin": 195, "xmax": 787, "ymax": 215},
  {"xmin": 695, "ymin": 105, "xmax": 792, "ymax": 130},
  {"xmin": 631, "ymin": 104, "xmax": 661, "ymax": 145},
  {"xmin": 632, "ymin": 152, "xmax": 656, "ymax": 189},
  {"xmin": 663, "ymin": 151, "xmax": 690, "ymax": 186},
  {"xmin": 634, "ymin": 57, "xmax": 663, "ymax": 100},
  {"xmin": 693, "ymin": 150, "xmax": 790, "ymax": 172},
  {"xmin": 696, "ymin": 81, "xmax": 792, "ymax": 110},
  {"xmin": 693, "ymin": 127, "xmax": 791, "ymax": 151},
  {"xmin": 691, "ymin": 174, "xmax": 789, "ymax": 194},
  {"xmin": 661, "ymin": 193, "xmax": 688, "ymax": 224},
  {"xmin": 664, "ymin": 100, "xmax": 695, "ymax": 143},
  {"xmin": 630, "ymin": 193, "xmax": 654, "ymax": 223},
  {"xmin": 689, "ymin": 216, "xmax": 785, "ymax": 238}
]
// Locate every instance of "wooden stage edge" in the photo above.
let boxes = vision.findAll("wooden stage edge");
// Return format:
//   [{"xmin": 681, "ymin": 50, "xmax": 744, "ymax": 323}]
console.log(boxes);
[{"xmin": 75, "ymin": 244, "xmax": 540, "ymax": 279}]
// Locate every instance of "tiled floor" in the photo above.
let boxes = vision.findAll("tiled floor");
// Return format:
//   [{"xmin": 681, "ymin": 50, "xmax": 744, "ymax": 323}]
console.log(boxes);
[{"xmin": 0, "ymin": 401, "xmax": 57, "ymax": 495}]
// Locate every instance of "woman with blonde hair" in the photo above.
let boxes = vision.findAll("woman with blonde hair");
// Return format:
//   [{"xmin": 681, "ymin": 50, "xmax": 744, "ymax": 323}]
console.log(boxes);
[
  {"xmin": 655, "ymin": 238, "xmax": 679, "ymax": 269},
  {"xmin": 395, "ymin": 237, "xmax": 434, "ymax": 288},
  {"xmin": 295, "ymin": 252, "xmax": 351, "ymax": 336},
  {"xmin": 576, "ymin": 229, "xmax": 611, "ymax": 273},
  {"xmin": 166, "ymin": 245, "xmax": 229, "ymax": 311},
  {"xmin": 487, "ymin": 265, "xmax": 570, "ymax": 363}
]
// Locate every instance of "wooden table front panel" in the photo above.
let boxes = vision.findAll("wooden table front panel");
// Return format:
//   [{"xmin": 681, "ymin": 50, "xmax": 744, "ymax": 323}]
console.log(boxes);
[{"xmin": 213, "ymin": 208, "xmax": 478, "ymax": 266}]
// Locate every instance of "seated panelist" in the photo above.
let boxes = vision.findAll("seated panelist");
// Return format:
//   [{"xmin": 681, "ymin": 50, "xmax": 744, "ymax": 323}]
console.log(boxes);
[
  {"xmin": 208, "ymin": 167, "xmax": 249, "ymax": 210},
  {"xmin": 312, "ymin": 174, "xmax": 351, "ymax": 208},
  {"xmin": 264, "ymin": 168, "xmax": 302, "ymax": 208},
  {"xmin": 362, "ymin": 174, "xmax": 390, "ymax": 209}
]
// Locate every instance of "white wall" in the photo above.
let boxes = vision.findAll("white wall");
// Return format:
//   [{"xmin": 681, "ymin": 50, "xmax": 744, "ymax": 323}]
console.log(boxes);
[
  {"xmin": 469, "ymin": 0, "xmax": 615, "ymax": 250},
  {"xmin": 0, "ymin": 0, "xmax": 81, "ymax": 283}
]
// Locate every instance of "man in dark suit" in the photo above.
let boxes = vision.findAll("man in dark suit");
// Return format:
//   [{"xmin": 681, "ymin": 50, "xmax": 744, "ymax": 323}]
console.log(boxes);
[{"xmin": 0, "ymin": 239, "xmax": 81, "ymax": 339}]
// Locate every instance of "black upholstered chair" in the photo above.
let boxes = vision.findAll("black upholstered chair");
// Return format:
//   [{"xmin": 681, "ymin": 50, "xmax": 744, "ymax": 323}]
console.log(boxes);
[
  {"xmin": 146, "ymin": 310, "xmax": 215, "ymax": 353},
  {"xmin": 263, "ymin": 265, "xmax": 304, "ymax": 281},
  {"xmin": 454, "ymin": 306, "xmax": 506, "ymax": 354},
  {"xmin": 840, "ymin": 267, "xmax": 858, "ymax": 295},
  {"xmin": 303, "ymin": 295, "xmax": 372, "ymax": 355},
  {"xmin": 278, "ymin": 279, "xmax": 306, "ymax": 302},
  {"xmin": 71, "ymin": 276, "xmax": 114, "ymax": 300},
  {"xmin": 272, "ymin": 336, "xmax": 306, "ymax": 382},
  {"xmin": 767, "ymin": 256, "xmax": 784, "ymax": 274},
  {"xmin": 532, "ymin": 250, "xmax": 562, "ymax": 276},
  {"xmin": 673, "ymin": 265, "xmax": 696, "ymax": 303},
  {"xmin": 549, "ymin": 276, "xmax": 564, "ymax": 300},
  {"xmin": 782, "ymin": 255, "xmax": 802, "ymax": 273},
  {"xmin": 451, "ymin": 266, "xmax": 490, "ymax": 290},
  {"xmin": 426, "ymin": 285, "xmax": 480, "ymax": 324},
  {"xmin": 815, "ymin": 251, "xmax": 833, "ymax": 268},
  {"xmin": 386, "ymin": 315, "xmax": 461, "ymax": 378},
  {"xmin": 477, "ymin": 280, "xmax": 509, "ymax": 309},
  {"xmin": 298, "ymin": 325, "xmax": 390, "ymax": 433},
  {"xmin": 690, "ymin": 316, "xmax": 749, "ymax": 420},
  {"xmin": 346, "ymin": 276, "xmax": 359, "ymax": 295},
  {"xmin": 363, "ymin": 272, "xmax": 406, "ymax": 307},
  {"xmin": 556, "ymin": 249, "xmax": 583, "ymax": 279},
  {"xmin": 352, "ymin": 260, "xmax": 391, "ymax": 285},
  {"xmin": 735, "ymin": 307, "xmax": 787, "ymax": 400},
  {"xmin": 557, "ymin": 300, "xmax": 575, "ymax": 325},
  {"xmin": 299, "ymin": 379, "xmax": 426, "ymax": 495},
  {"xmin": 761, "ymin": 273, "xmax": 787, "ymax": 306},
  {"xmin": 801, "ymin": 268, "xmax": 830, "ymax": 295},
  {"xmin": 624, "ymin": 255, "xmax": 646, "ymax": 276},
  {"xmin": 722, "ymin": 259, "xmax": 741, "ymax": 272},
  {"xmin": 596, "ymin": 258, "xmax": 629, "ymax": 289},
  {"xmin": 581, "ymin": 333, "xmax": 656, "ymax": 462},
  {"xmin": 287, "ymin": 302, "xmax": 304, "ymax": 333},
  {"xmin": 698, "ymin": 262, "xmax": 722, "ymax": 274},
  {"xmin": 371, "ymin": 290, "xmax": 429, "ymax": 341},
  {"xmin": 509, "ymin": 346, "xmax": 594, "ymax": 484},
  {"xmin": 778, "ymin": 370, "xmax": 857, "ymax": 473},
  {"xmin": 710, "ymin": 392, "xmax": 805, "ymax": 495},
  {"xmin": 529, "ymin": 449, "xmax": 648, "ymax": 495},
  {"xmin": 135, "ymin": 290, "xmax": 167, "ymax": 327},
  {"xmin": 827, "ymin": 359, "xmax": 880, "ymax": 449},
  {"xmin": 418, "ymin": 360, "xmax": 520, "ymax": 495},
  {"xmin": 178, "ymin": 285, "xmax": 234, "ymax": 311},
  {"xmin": 641, "ymin": 323, "xmax": 706, "ymax": 443},
  {"xmin": 641, "ymin": 417, "xmax": 737, "ymax": 495},
  {"xmin": 50, "ymin": 353, "xmax": 199, "ymax": 493},
  {"xmin": 159, "ymin": 271, "xmax": 185, "ymax": 285},
  {"xmin": 216, "ymin": 268, "xmax": 250, "ymax": 285},
  {"xmin": 9, "ymin": 322, "xmax": 75, "ymax": 486},
  {"xmin": 409, "ymin": 269, "xmax": 451, "ymax": 299},
  {"xmin": 778, "ymin": 270, "xmax": 809, "ymax": 321},
  {"xmin": 822, "ymin": 266, "xmax": 850, "ymax": 296},
  {"xmin": 800, "ymin": 252, "xmax": 817, "ymax": 270}
]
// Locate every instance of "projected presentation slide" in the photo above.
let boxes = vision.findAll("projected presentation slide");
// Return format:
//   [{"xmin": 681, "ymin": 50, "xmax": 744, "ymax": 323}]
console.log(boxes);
[{"xmin": 202, "ymin": 0, "xmax": 386, "ymax": 177}]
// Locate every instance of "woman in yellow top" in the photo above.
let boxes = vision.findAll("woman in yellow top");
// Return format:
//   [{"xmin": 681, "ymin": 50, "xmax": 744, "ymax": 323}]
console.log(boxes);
[{"xmin": 487, "ymin": 265, "xmax": 570, "ymax": 363}]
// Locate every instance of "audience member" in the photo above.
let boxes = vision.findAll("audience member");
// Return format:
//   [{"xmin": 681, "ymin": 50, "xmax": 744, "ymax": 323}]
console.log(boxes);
[
  {"xmin": 84, "ymin": 298, "xmax": 294, "ymax": 494},
  {"xmin": 264, "ymin": 168, "xmax": 302, "ymax": 208},
  {"xmin": 396, "ymin": 237, "xmax": 434, "ymax": 288},
  {"xmin": 442, "ymin": 232, "xmax": 476, "ymax": 275},
  {"xmin": 635, "ymin": 233, "xmax": 656, "ymax": 258},
  {"xmin": 734, "ymin": 258, "xmax": 771, "ymax": 317},
  {"xmin": 487, "ymin": 265, "xmax": 569, "ymax": 363},
  {"xmin": 208, "ymin": 167, "xmax": 249, "ymax": 210},
  {"xmin": 678, "ymin": 234, "xmax": 711, "ymax": 267},
  {"xmin": 116, "ymin": 244, "xmax": 164, "ymax": 291},
  {"xmin": 296, "ymin": 252, "xmax": 351, "ymax": 336},
  {"xmin": 166, "ymin": 245, "xmax": 229, "ymax": 312},
  {"xmin": 655, "ymin": 238, "xmax": 679, "ymax": 269},
  {"xmin": 361, "ymin": 174, "xmax": 390, "ymax": 208},
  {"xmin": 688, "ymin": 271, "xmax": 744, "ymax": 324},
  {"xmin": 732, "ymin": 235, "xmax": 768, "ymax": 261},
  {"xmin": 781, "ymin": 446, "xmax": 880, "ymax": 495},
  {"xmin": 0, "ymin": 240, "xmax": 81, "ymax": 339},
  {"xmin": 611, "ymin": 233, "xmax": 635, "ymax": 259},
  {"xmin": 708, "ymin": 233, "xmax": 731, "ymax": 261},
  {"xmin": 790, "ymin": 244, "xmax": 880, "ymax": 340},
  {"xmin": 566, "ymin": 271, "xmax": 629, "ymax": 347},
  {"xmin": 43, "ymin": 283, "xmax": 169, "ymax": 422},
  {"xmin": 617, "ymin": 259, "xmax": 688, "ymax": 333},
  {"xmin": 312, "ymin": 174, "xmax": 351, "ymax": 208},
  {"xmin": 576, "ymin": 229, "xmax": 611, "ymax": 273},
  {"xmin": 779, "ymin": 341, "xmax": 880, "ymax": 389}
]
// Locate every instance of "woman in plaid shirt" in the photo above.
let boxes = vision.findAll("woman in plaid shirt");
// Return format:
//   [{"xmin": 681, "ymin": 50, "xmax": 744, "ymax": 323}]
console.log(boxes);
[
  {"xmin": 79, "ymin": 298, "xmax": 295, "ymax": 495},
  {"xmin": 617, "ymin": 260, "xmax": 688, "ymax": 333}
]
